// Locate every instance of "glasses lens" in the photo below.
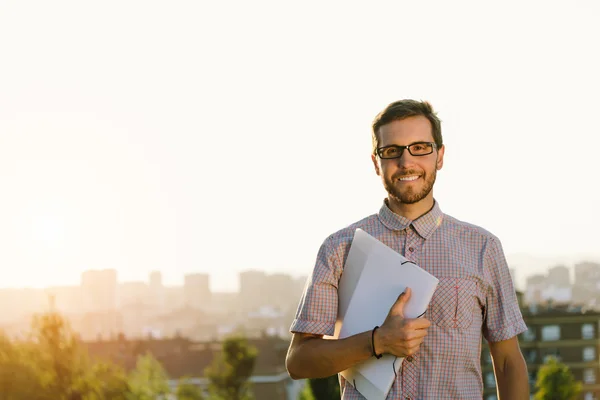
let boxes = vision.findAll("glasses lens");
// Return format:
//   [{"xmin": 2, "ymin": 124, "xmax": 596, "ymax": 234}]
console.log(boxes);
[
  {"xmin": 408, "ymin": 143, "xmax": 433, "ymax": 156},
  {"xmin": 379, "ymin": 146, "xmax": 402, "ymax": 159}
]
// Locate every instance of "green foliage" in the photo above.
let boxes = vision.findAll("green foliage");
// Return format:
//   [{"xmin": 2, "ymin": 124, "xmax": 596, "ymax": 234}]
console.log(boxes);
[
  {"xmin": 0, "ymin": 332, "xmax": 48, "ymax": 400},
  {"xmin": 308, "ymin": 375, "xmax": 340, "ymax": 400},
  {"xmin": 80, "ymin": 362, "xmax": 131, "ymax": 400},
  {"xmin": 31, "ymin": 312, "xmax": 88, "ymax": 398},
  {"xmin": 534, "ymin": 356, "xmax": 582, "ymax": 400},
  {"xmin": 297, "ymin": 381, "xmax": 315, "ymax": 400},
  {"xmin": 205, "ymin": 336, "xmax": 257, "ymax": 400},
  {"xmin": 0, "ymin": 312, "xmax": 135, "ymax": 400},
  {"xmin": 175, "ymin": 376, "xmax": 204, "ymax": 400},
  {"xmin": 128, "ymin": 352, "xmax": 171, "ymax": 400}
]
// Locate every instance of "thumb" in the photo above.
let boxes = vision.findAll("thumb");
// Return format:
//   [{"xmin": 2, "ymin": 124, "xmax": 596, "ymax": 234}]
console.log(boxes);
[{"xmin": 389, "ymin": 287, "xmax": 411, "ymax": 316}]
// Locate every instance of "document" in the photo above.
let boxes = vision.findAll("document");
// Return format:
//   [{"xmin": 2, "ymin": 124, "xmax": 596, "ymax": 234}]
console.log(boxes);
[{"xmin": 332, "ymin": 228, "xmax": 439, "ymax": 400}]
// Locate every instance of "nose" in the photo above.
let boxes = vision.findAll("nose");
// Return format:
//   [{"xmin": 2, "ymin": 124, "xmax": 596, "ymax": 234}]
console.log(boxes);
[{"xmin": 395, "ymin": 150, "xmax": 417, "ymax": 168}]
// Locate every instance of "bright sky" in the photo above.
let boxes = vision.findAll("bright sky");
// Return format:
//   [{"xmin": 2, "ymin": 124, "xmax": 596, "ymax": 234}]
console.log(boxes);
[{"xmin": 1, "ymin": 0, "xmax": 599, "ymax": 292}]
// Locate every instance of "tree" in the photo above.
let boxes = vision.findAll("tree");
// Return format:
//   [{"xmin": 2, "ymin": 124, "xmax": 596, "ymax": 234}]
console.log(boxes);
[
  {"xmin": 128, "ymin": 352, "xmax": 171, "ymax": 400},
  {"xmin": 175, "ymin": 377, "xmax": 204, "ymax": 400},
  {"xmin": 0, "ymin": 331, "xmax": 48, "ymax": 400},
  {"xmin": 1, "ymin": 312, "xmax": 136, "ymax": 400},
  {"xmin": 308, "ymin": 375, "xmax": 340, "ymax": 400},
  {"xmin": 205, "ymin": 336, "xmax": 257, "ymax": 400},
  {"xmin": 534, "ymin": 356, "xmax": 582, "ymax": 400},
  {"xmin": 80, "ymin": 361, "xmax": 132, "ymax": 400},
  {"xmin": 31, "ymin": 311, "xmax": 90, "ymax": 399}
]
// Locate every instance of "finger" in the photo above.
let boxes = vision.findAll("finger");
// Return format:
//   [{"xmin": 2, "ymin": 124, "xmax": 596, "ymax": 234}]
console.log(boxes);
[
  {"xmin": 401, "ymin": 328, "xmax": 428, "ymax": 341},
  {"xmin": 389, "ymin": 287, "xmax": 412, "ymax": 315},
  {"xmin": 405, "ymin": 317, "xmax": 431, "ymax": 330}
]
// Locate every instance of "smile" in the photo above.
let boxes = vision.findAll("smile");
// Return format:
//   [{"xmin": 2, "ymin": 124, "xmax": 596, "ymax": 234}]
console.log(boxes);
[{"xmin": 398, "ymin": 175, "xmax": 420, "ymax": 182}]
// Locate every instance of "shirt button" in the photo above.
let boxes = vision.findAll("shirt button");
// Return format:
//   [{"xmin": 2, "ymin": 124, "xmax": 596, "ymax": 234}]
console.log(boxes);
[
  {"xmin": 408, "ymin": 247, "xmax": 414, "ymax": 252},
  {"xmin": 406, "ymin": 356, "xmax": 413, "ymax": 362}
]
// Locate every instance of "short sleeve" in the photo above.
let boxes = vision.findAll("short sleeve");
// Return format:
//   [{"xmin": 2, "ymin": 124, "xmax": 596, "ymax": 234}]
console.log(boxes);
[
  {"xmin": 482, "ymin": 237, "xmax": 528, "ymax": 343},
  {"xmin": 289, "ymin": 237, "xmax": 345, "ymax": 336}
]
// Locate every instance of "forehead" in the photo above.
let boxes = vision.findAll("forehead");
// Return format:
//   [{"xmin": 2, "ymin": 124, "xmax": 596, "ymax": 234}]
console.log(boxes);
[{"xmin": 377, "ymin": 116, "xmax": 434, "ymax": 146}]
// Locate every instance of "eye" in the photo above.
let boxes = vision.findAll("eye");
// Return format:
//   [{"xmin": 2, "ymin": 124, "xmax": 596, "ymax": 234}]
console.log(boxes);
[
  {"xmin": 410, "ymin": 143, "xmax": 432, "ymax": 155},
  {"xmin": 381, "ymin": 146, "xmax": 401, "ymax": 158}
]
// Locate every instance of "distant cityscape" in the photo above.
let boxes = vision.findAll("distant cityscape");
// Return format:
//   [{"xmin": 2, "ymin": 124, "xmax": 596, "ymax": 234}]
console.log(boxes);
[
  {"xmin": 0, "ymin": 269, "xmax": 307, "ymax": 342},
  {"xmin": 2, "ymin": 260, "xmax": 600, "ymax": 345},
  {"xmin": 522, "ymin": 261, "xmax": 600, "ymax": 310}
]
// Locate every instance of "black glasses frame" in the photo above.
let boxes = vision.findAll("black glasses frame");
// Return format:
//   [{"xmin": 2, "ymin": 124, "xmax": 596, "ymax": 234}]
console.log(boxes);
[{"xmin": 376, "ymin": 142, "xmax": 437, "ymax": 159}]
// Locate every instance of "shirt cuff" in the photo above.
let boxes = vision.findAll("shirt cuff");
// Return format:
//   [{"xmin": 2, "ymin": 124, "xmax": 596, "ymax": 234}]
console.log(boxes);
[
  {"xmin": 290, "ymin": 318, "xmax": 336, "ymax": 336},
  {"xmin": 485, "ymin": 319, "xmax": 528, "ymax": 343}
]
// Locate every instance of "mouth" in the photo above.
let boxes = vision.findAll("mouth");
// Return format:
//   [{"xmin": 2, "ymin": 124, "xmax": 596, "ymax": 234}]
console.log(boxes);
[{"xmin": 397, "ymin": 175, "xmax": 420, "ymax": 182}]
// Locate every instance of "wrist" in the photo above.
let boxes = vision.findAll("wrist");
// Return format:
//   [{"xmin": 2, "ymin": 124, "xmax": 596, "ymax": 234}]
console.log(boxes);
[{"xmin": 372, "ymin": 326, "xmax": 385, "ymax": 358}]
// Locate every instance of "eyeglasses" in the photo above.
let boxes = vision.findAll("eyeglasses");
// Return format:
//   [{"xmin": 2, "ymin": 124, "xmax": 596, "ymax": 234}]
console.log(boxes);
[{"xmin": 376, "ymin": 142, "xmax": 436, "ymax": 159}]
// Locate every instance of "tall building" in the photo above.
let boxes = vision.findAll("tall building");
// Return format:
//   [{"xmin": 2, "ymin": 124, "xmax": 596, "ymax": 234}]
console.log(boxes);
[
  {"xmin": 81, "ymin": 269, "xmax": 118, "ymax": 313},
  {"xmin": 573, "ymin": 262, "xmax": 600, "ymax": 305},
  {"xmin": 547, "ymin": 265, "xmax": 571, "ymax": 287},
  {"xmin": 524, "ymin": 274, "xmax": 546, "ymax": 306},
  {"xmin": 184, "ymin": 273, "xmax": 210, "ymax": 310},
  {"xmin": 541, "ymin": 265, "xmax": 572, "ymax": 303},
  {"xmin": 267, "ymin": 273, "xmax": 295, "ymax": 309},
  {"xmin": 240, "ymin": 270, "xmax": 268, "ymax": 310},
  {"xmin": 149, "ymin": 271, "xmax": 165, "ymax": 312},
  {"xmin": 574, "ymin": 262, "xmax": 600, "ymax": 286}
]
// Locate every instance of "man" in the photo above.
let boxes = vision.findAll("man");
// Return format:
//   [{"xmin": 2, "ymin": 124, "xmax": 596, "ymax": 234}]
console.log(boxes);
[{"xmin": 285, "ymin": 100, "xmax": 529, "ymax": 399}]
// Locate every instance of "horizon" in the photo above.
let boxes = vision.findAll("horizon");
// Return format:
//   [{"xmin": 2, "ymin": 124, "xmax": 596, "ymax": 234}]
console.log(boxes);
[{"xmin": 3, "ymin": 253, "xmax": 600, "ymax": 293}]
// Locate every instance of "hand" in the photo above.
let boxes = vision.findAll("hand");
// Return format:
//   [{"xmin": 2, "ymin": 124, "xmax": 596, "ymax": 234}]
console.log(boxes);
[{"xmin": 373, "ymin": 287, "xmax": 431, "ymax": 358}]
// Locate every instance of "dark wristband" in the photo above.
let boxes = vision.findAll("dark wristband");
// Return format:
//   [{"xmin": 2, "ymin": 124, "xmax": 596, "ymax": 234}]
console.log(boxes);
[{"xmin": 371, "ymin": 326, "xmax": 382, "ymax": 359}]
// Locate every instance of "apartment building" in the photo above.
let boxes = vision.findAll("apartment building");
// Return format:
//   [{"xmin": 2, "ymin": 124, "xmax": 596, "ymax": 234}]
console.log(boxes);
[{"xmin": 482, "ymin": 303, "xmax": 600, "ymax": 400}]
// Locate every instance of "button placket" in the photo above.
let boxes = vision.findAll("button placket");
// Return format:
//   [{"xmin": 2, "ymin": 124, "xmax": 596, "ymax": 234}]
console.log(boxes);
[
  {"xmin": 401, "ymin": 354, "xmax": 418, "ymax": 400},
  {"xmin": 405, "ymin": 228, "xmax": 421, "ymax": 263}
]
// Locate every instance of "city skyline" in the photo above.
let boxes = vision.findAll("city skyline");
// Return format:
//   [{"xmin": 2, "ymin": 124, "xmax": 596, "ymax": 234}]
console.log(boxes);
[
  {"xmin": 1, "ymin": 1, "xmax": 599, "ymax": 292},
  {"xmin": 2, "ymin": 256, "xmax": 600, "ymax": 293}
]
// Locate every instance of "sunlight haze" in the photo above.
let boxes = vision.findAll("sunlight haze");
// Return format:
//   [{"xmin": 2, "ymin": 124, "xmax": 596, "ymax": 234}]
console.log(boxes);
[{"xmin": 1, "ymin": 0, "xmax": 599, "ymax": 292}]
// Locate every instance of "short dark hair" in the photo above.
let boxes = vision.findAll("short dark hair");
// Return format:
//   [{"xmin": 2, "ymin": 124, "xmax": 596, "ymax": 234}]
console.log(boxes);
[{"xmin": 371, "ymin": 100, "xmax": 443, "ymax": 155}]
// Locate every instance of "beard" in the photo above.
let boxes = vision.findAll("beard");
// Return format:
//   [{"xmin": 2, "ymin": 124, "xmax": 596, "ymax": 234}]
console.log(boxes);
[{"xmin": 383, "ymin": 168, "xmax": 437, "ymax": 205}]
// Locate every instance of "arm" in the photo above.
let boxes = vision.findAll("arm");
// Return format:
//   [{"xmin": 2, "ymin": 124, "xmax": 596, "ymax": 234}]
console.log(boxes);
[
  {"xmin": 285, "ymin": 331, "xmax": 373, "ymax": 379},
  {"xmin": 286, "ymin": 288, "xmax": 430, "ymax": 379},
  {"xmin": 488, "ymin": 336, "xmax": 529, "ymax": 400}
]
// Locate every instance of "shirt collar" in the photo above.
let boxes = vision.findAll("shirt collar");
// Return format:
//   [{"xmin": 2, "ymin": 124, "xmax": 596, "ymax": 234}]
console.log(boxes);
[{"xmin": 378, "ymin": 199, "xmax": 444, "ymax": 239}]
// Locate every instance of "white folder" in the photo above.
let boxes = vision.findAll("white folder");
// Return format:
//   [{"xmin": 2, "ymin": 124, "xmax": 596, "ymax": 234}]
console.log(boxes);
[{"xmin": 333, "ymin": 229, "xmax": 439, "ymax": 400}]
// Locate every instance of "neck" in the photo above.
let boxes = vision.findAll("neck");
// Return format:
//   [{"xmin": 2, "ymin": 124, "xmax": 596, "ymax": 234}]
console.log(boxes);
[{"xmin": 387, "ymin": 196, "xmax": 435, "ymax": 221}]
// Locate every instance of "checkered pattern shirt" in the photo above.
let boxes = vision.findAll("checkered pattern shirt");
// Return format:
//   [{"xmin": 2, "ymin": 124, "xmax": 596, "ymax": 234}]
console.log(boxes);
[{"xmin": 290, "ymin": 200, "xmax": 527, "ymax": 399}]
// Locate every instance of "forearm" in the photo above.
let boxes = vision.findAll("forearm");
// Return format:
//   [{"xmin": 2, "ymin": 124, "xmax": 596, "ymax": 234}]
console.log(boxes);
[
  {"xmin": 495, "ymin": 354, "xmax": 529, "ymax": 400},
  {"xmin": 286, "ymin": 331, "xmax": 374, "ymax": 379}
]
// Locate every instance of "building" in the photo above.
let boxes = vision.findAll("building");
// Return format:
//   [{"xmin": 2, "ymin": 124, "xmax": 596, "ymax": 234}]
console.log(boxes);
[
  {"xmin": 118, "ymin": 281, "xmax": 148, "ymax": 308},
  {"xmin": 547, "ymin": 265, "xmax": 571, "ymax": 287},
  {"xmin": 81, "ymin": 269, "xmax": 118, "ymax": 313},
  {"xmin": 149, "ymin": 271, "xmax": 165, "ymax": 312},
  {"xmin": 573, "ymin": 262, "xmax": 600, "ymax": 306},
  {"xmin": 525, "ymin": 274, "xmax": 546, "ymax": 306},
  {"xmin": 184, "ymin": 273, "xmax": 211, "ymax": 311},
  {"xmin": 240, "ymin": 270, "xmax": 268, "ymax": 311},
  {"xmin": 482, "ymin": 298, "xmax": 600, "ymax": 400}
]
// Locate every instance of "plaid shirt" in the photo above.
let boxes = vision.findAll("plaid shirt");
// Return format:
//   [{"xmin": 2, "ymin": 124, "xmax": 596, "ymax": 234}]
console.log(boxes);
[{"xmin": 290, "ymin": 201, "xmax": 527, "ymax": 399}]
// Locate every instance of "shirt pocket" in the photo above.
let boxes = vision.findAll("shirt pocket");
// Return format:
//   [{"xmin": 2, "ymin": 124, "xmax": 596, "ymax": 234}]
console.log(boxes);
[{"xmin": 431, "ymin": 278, "xmax": 478, "ymax": 330}]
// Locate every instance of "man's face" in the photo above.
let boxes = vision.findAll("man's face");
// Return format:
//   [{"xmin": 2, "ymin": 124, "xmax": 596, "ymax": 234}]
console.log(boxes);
[{"xmin": 371, "ymin": 116, "xmax": 444, "ymax": 206}]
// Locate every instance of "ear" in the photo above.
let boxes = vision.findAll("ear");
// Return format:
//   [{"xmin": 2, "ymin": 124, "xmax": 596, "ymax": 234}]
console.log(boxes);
[
  {"xmin": 371, "ymin": 153, "xmax": 381, "ymax": 176},
  {"xmin": 436, "ymin": 145, "xmax": 445, "ymax": 170}
]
